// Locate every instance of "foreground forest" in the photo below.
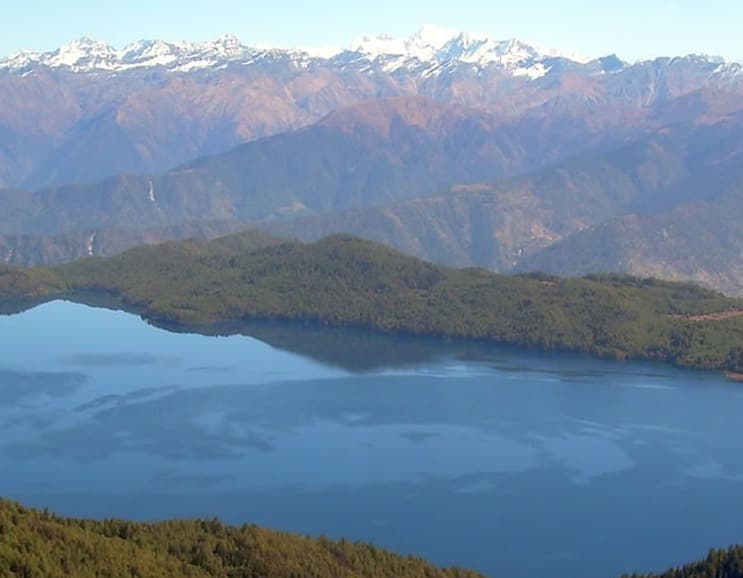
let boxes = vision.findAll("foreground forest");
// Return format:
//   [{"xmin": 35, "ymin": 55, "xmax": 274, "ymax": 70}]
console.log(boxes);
[
  {"xmin": 1, "ymin": 499, "xmax": 742, "ymax": 578},
  {"xmin": 626, "ymin": 548, "xmax": 743, "ymax": 578},
  {"xmin": 0, "ymin": 499, "xmax": 483, "ymax": 578},
  {"xmin": 1, "ymin": 233, "xmax": 743, "ymax": 373}
]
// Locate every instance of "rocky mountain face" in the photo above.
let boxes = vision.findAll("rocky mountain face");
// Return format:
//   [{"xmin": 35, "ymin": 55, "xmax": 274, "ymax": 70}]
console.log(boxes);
[{"xmin": 1, "ymin": 29, "xmax": 743, "ymax": 295}]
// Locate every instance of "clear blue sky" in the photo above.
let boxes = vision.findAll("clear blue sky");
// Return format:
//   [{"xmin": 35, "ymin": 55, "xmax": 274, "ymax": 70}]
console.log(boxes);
[{"xmin": 3, "ymin": 0, "xmax": 742, "ymax": 62}]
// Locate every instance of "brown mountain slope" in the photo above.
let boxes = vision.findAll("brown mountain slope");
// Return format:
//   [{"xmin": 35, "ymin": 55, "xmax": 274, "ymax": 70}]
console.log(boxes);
[
  {"xmin": 0, "ymin": 95, "xmax": 658, "ymax": 236},
  {"xmin": 1, "ymin": 48, "xmax": 741, "ymax": 190},
  {"xmin": 261, "ymin": 110, "xmax": 743, "ymax": 284},
  {"xmin": 516, "ymin": 198, "xmax": 743, "ymax": 296},
  {"xmin": 0, "ymin": 65, "xmax": 404, "ymax": 190},
  {"xmin": 1, "ymin": 94, "xmax": 742, "ymax": 299}
]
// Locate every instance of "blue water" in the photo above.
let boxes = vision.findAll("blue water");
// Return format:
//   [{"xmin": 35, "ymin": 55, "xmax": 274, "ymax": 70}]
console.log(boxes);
[{"xmin": 1, "ymin": 300, "xmax": 743, "ymax": 578}]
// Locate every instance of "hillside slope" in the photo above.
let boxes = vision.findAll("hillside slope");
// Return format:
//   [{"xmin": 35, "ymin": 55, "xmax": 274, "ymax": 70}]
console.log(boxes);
[
  {"xmin": 0, "ymin": 94, "xmax": 655, "ymax": 236},
  {"xmin": 2, "ymin": 499, "xmax": 743, "ymax": 578},
  {"xmin": 261, "ymin": 111, "xmax": 743, "ymax": 294},
  {"xmin": 0, "ymin": 499, "xmax": 483, "ymax": 578},
  {"xmin": 3, "ymin": 101, "xmax": 742, "ymax": 298},
  {"xmin": 2, "ymin": 233, "xmax": 742, "ymax": 373},
  {"xmin": 517, "ymin": 199, "xmax": 743, "ymax": 295}
]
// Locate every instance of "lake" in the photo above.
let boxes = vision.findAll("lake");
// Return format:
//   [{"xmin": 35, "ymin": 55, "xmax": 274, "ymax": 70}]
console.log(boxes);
[{"xmin": 1, "ymin": 300, "xmax": 742, "ymax": 578}]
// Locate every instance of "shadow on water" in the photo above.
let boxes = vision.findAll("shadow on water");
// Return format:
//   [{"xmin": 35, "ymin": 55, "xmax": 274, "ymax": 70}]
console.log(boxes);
[
  {"xmin": 0, "ymin": 296, "xmax": 53, "ymax": 316},
  {"xmin": 64, "ymin": 353, "xmax": 182, "ymax": 368},
  {"xmin": 32, "ymin": 290, "xmax": 524, "ymax": 373},
  {"xmin": 117, "ymin": 317, "xmax": 687, "ymax": 379},
  {"xmin": 0, "ymin": 291, "xmax": 724, "ymax": 379},
  {"xmin": 196, "ymin": 322, "xmax": 507, "ymax": 373}
]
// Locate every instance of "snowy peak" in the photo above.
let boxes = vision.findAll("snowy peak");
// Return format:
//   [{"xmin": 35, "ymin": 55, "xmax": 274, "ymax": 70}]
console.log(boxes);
[
  {"xmin": 6, "ymin": 29, "xmax": 738, "ymax": 81},
  {"xmin": 412, "ymin": 25, "xmax": 463, "ymax": 48},
  {"xmin": 0, "ymin": 27, "xmax": 602, "ymax": 78},
  {"xmin": 347, "ymin": 26, "xmax": 594, "ymax": 78},
  {"xmin": 0, "ymin": 35, "xmax": 263, "ymax": 74},
  {"xmin": 51, "ymin": 37, "xmax": 118, "ymax": 70}
]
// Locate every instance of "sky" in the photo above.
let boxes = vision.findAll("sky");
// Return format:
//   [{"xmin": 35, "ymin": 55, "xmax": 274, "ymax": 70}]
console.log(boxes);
[{"xmin": 2, "ymin": 0, "xmax": 742, "ymax": 62}]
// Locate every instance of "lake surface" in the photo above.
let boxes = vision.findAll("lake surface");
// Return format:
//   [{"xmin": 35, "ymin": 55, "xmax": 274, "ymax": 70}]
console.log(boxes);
[{"xmin": 2, "ymin": 300, "xmax": 743, "ymax": 578}]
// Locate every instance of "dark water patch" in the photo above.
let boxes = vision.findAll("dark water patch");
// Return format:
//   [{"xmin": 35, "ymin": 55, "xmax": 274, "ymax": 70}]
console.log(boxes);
[
  {"xmin": 74, "ymin": 386, "xmax": 181, "ymax": 412},
  {"xmin": 5, "ymin": 422, "xmax": 116, "ymax": 462},
  {"xmin": 0, "ymin": 369, "xmax": 87, "ymax": 404},
  {"xmin": 150, "ymin": 470, "xmax": 234, "ymax": 490},
  {"xmin": 187, "ymin": 365, "xmax": 237, "ymax": 373},
  {"xmin": 399, "ymin": 431, "xmax": 439, "ymax": 443},
  {"xmin": 64, "ymin": 352, "xmax": 182, "ymax": 367}
]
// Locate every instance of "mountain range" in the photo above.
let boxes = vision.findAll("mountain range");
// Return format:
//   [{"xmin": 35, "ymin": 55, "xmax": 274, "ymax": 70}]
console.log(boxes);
[
  {"xmin": 1, "ymin": 27, "xmax": 602, "ymax": 75},
  {"xmin": 1, "ymin": 28, "xmax": 740, "ymax": 189},
  {"xmin": 1, "ymin": 28, "xmax": 742, "ymax": 295}
]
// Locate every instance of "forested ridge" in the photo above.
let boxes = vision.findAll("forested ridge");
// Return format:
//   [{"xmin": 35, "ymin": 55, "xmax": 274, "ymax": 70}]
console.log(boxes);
[
  {"xmin": 623, "ymin": 547, "xmax": 743, "ymax": 578},
  {"xmin": 1, "ymin": 499, "xmax": 742, "ymax": 578},
  {"xmin": 0, "ymin": 499, "xmax": 483, "ymax": 578},
  {"xmin": 1, "ymin": 233, "xmax": 743, "ymax": 373}
]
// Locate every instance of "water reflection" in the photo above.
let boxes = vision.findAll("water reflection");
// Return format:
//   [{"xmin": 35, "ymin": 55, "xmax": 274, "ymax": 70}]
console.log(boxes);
[
  {"xmin": 1, "ymin": 301, "xmax": 743, "ymax": 578},
  {"xmin": 0, "ymin": 372, "xmax": 721, "ymax": 490},
  {"xmin": 158, "ymin": 317, "xmax": 511, "ymax": 373}
]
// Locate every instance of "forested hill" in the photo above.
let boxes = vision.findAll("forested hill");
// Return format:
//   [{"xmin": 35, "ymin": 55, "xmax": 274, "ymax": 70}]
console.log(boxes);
[
  {"xmin": 1, "ymin": 498, "xmax": 743, "ymax": 578},
  {"xmin": 624, "ymin": 547, "xmax": 743, "ymax": 578},
  {"xmin": 0, "ymin": 499, "xmax": 483, "ymax": 578},
  {"xmin": 1, "ymin": 233, "xmax": 743, "ymax": 373}
]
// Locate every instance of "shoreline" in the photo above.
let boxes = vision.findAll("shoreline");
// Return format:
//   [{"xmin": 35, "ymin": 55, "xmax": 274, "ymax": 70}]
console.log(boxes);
[
  {"xmin": 1, "ymin": 291, "xmax": 740, "ymax": 380},
  {"xmin": 2, "ymin": 277, "xmax": 743, "ymax": 380}
]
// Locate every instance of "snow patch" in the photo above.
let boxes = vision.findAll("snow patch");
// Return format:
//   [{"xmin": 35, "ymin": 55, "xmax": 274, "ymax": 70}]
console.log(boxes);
[{"xmin": 513, "ymin": 62, "xmax": 551, "ymax": 79}]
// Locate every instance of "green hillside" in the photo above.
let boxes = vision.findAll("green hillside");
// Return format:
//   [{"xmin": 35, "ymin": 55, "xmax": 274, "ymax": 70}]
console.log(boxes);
[
  {"xmin": 0, "ymin": 499, "xmax": 483, "ymax": 578},
  {"xmin": 2, "ymin": 499, "xmax": 743, "ymax": 578},
  {"xmin": 1, "ymin": 233, "xmax": 743, "ymax": 372},
  {"xmin": 624, "ymin": 547, "xmax": 743, "ymax": 578}
]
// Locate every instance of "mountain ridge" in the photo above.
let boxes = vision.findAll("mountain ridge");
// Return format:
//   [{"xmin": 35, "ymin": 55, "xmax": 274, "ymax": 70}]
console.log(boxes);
[
  {"xmin": 0, "ymin": 28, "xmax": 613, "ymax": 77},
  {"xmin": 3, "ymin": 28, "xmax": 740, "ymax": 80},
  {"xmin": 2, "ymin": 93, "xmax": 743, "ymax": 297},
  {"xmin": 1, "ymin": 32, "xmax": 742, "ymax": 191}
]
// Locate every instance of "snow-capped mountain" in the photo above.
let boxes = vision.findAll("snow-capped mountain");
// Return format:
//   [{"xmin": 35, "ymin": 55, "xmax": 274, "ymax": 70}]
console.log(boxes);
[
  {"xmin": 0, "ymin": 34, "xmax": 262, "ymax": 74},
  {"xmin": 347, "ymin": 25, "xmax": 592, "ymax": 78},
  {"xmin": 2, "ymin": 25, "xmax": 742, "ymax": 197},
  {"xmin": 0, "ymin": 27, "xmax": 602, "ymax": 78},
  {"xmin": 3, "ymin": 26, "xmax": 741, "ymax": 83}
]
